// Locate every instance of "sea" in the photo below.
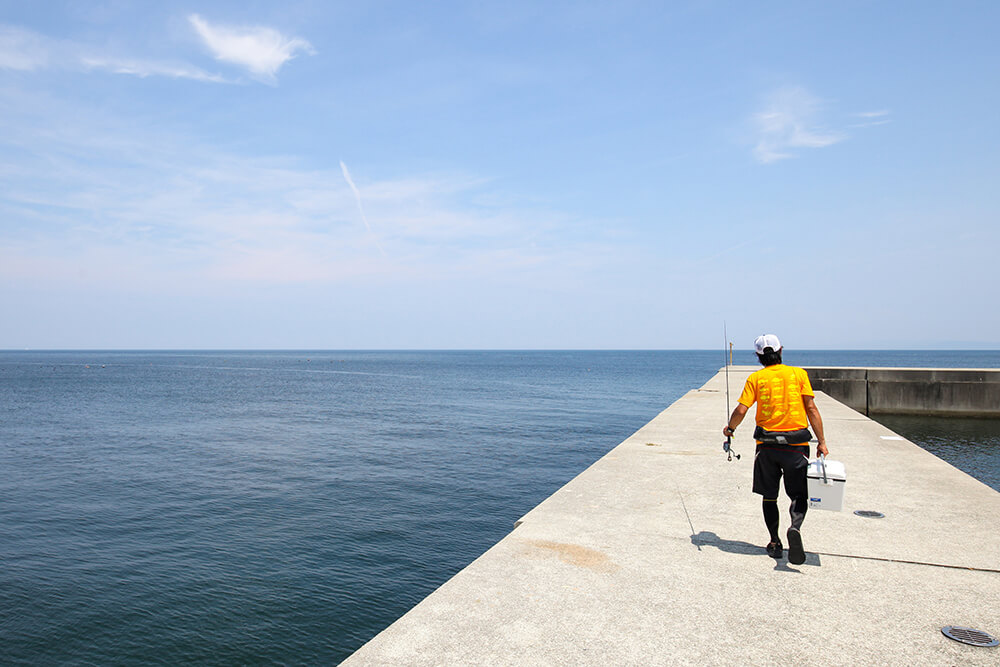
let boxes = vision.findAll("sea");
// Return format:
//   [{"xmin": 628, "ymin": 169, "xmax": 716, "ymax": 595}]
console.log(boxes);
[{"xmin": 2, "ymin": 350, "xmax": 998, "ymax": 665}]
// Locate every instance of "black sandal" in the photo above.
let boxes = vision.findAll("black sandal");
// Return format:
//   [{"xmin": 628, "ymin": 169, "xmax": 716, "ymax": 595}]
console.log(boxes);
[{"xmin": 766, "ymin": 540, "xmax": 783, "ymax": 559}]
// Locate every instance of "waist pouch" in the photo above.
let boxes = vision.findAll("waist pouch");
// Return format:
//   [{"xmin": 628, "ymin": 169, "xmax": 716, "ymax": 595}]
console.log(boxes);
[{"xmin": 753, "ymin": 426, "xmax": 812, "ymax": 445}]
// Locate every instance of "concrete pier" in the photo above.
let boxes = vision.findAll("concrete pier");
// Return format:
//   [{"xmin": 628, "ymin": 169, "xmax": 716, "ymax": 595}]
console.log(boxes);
[
  {"xmin": 805, "ymin": 367, "xmax": 1000, "ymax": 417},
  {"xmin": 342, "ymin": 368, "xmax": 1000, "ymax": 666}
]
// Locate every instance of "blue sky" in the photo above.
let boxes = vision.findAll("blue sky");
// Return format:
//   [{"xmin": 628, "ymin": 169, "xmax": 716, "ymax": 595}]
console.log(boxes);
[{"xmin": 1, "ymin": 1, "xmax": 998, "ymax": 349}]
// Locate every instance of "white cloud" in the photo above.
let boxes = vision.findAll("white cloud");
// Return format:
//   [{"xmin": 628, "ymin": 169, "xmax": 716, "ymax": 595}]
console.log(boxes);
[
  {"xmin": 0, "ymin": 23, "xmax": 226, "ymax": 83},
  {"xmin": 188, "ymin": 14, "xmax": 315, "ymax": 81},
  {"xmin": 0, "ymin": 86, "xmax": 595, "ymax": 288},
  {"xmin": 751, "ymin": 86, "xmax": 845, "ymax": 164},
  {"xmin": 340, "ymin": 161, "xmax": 386, "ymax": 256},
  {"xmin": 854, "ymin": 109, "xmax": 890, "ymax": 118},
  {"xmin": 0, "ymin": 25, "xmax": 51, "ymax": 70},
  {"xmin": 850, "ymin": 109, "xmax": 892, "ymax": 128},
  {"xmin": 80, "ymin": 57, "xmax": 227, "ymax": 83}
]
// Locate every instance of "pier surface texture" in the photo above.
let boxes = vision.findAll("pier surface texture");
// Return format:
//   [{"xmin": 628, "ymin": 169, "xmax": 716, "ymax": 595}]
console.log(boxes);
[{"xmin": 343, "ymin": 368, "xmax": 1000, "ymax": 666}]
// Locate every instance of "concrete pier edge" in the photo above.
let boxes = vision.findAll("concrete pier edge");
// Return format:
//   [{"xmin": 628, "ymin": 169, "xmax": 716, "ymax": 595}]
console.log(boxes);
[{"xmin": 343, "ymin": 367, "xmax": 1000, "ymax": 666}]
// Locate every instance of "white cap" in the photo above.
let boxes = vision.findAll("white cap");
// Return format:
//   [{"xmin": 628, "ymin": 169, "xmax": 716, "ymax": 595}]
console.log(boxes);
[{"xmin": 754, "ymin": 334, "xmax": 782, "ymax": 355}]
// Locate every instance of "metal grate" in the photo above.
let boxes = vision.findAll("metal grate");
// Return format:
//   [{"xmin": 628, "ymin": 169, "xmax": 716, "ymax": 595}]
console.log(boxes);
[
  {"xmin": 941, "ymin": 626, "xmax": 999, "ymax": 647},
  {"xmin": 853, "ymin": 510, "xmax": 885, "ymax": 518}
]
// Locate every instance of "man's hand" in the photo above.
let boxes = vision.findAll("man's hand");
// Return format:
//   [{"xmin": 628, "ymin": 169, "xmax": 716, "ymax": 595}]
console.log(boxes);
[
  {"xmin": 723, "ymin": 426, "xmax": 735, "ymax": 438},
  {"xmin": 816, "ymin": 442, "xmax": 829, "ymax": 458}
]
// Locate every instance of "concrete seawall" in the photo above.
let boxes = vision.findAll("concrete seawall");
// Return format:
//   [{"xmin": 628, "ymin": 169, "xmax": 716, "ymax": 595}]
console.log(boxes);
[
  {"xmin": 805, "ymin": 367, "xmax": 1000, "ymax": 417},
  {"xmin": 342, "ymin": 367, "xmax": 1000, "ymax": 666}
]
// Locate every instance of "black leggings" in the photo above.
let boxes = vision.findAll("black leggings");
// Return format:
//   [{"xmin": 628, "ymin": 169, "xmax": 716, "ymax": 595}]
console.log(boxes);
[
  {"xmin": 762, "ymin": 496, "xmax": 807, "ymax": 541},
  {"xmin": 754, "ymin": 446, "xmax": 809, "ymax": 540}
]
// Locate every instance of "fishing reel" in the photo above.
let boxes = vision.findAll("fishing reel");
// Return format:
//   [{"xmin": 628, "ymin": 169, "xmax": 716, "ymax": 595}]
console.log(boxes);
[{"xmin": 723, "ymin": 436, "xmax": 741, "ymax": 461}]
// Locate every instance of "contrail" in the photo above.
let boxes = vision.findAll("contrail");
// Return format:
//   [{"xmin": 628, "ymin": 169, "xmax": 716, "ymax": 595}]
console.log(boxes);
[{"xmin": 340, "ymin": 160, "xmax": 385, "ymax": 256}]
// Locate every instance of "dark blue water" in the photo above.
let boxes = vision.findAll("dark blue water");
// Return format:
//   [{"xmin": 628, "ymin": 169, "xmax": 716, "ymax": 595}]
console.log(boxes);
[{"xmin": 1, "ymin": 350, "xmax": 998, "ymax": 665}]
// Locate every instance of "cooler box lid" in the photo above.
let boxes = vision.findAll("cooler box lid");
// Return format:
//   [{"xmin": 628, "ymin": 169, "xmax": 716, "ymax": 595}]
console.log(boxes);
[{"xmin": 807, "ymin": 458, "xmax": 846, "ymax": 482}]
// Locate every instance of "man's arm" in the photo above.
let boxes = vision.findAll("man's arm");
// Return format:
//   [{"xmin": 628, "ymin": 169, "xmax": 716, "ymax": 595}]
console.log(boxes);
[
  {"xmin": 723, "ymin": 403, "xmax": 749, "ymax": 438},
  {"xmin": 802, "ymin": 395, "xmax": 829, "ymax": 457}
]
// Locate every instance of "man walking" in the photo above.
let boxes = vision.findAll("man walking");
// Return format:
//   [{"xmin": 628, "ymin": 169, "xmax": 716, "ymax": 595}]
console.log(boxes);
[{"xmin": 723, "ymin": 334, "xmax": 829, "ymax": 565}]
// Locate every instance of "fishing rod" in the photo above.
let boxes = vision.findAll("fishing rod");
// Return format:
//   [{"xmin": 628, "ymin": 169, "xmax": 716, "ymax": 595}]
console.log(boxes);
[{"xmin": 723, "ymin": 322, "xmax": 740, "ymax": 462}]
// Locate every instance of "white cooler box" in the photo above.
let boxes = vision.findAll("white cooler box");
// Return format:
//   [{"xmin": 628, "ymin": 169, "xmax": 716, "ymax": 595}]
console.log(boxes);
[{"xmin": 807, "ymin": 457, "xmax": 846, "ymax": 511}]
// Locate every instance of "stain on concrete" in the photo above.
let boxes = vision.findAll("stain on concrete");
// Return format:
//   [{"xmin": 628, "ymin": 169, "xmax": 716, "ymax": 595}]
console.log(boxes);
[{"xmin": 523, "ymin": 539, "xmax": 619, "ymax": 573}]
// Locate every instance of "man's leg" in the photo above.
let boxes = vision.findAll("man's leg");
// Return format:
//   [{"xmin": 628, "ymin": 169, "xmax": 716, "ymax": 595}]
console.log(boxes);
[
  {"xmin": 762, "ymin": 499, "xmax": 781, "ymax": 558},
  {"xmin": 782, "ymin": 451, "xmax": 810, "ymax": 529},
  {"xmin": 762, "ymin": 499, "xmax": 780, "ymax": 540},
  {"xmin": 753, "ymin": 449, "xmax": 783, "ymax": 558},
  {"xmin": 781, "ymin": 450, "xmax": 810, "ymax": 565},
  {"xmin": 789, "ymin": 495, "xmax": 807, "ymax": 531}
]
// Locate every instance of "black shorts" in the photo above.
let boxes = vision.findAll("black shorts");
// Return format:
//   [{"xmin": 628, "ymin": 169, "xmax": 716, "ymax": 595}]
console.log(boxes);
[{"xmin": 753, "ymin": 445, "xmax": 810, "ymax": 499}]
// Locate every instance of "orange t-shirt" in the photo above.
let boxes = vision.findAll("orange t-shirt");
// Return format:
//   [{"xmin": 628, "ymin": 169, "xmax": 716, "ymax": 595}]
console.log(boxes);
[{"xmin": 738, "ymin": 364, "xmax": 813, "ymax": 432}]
